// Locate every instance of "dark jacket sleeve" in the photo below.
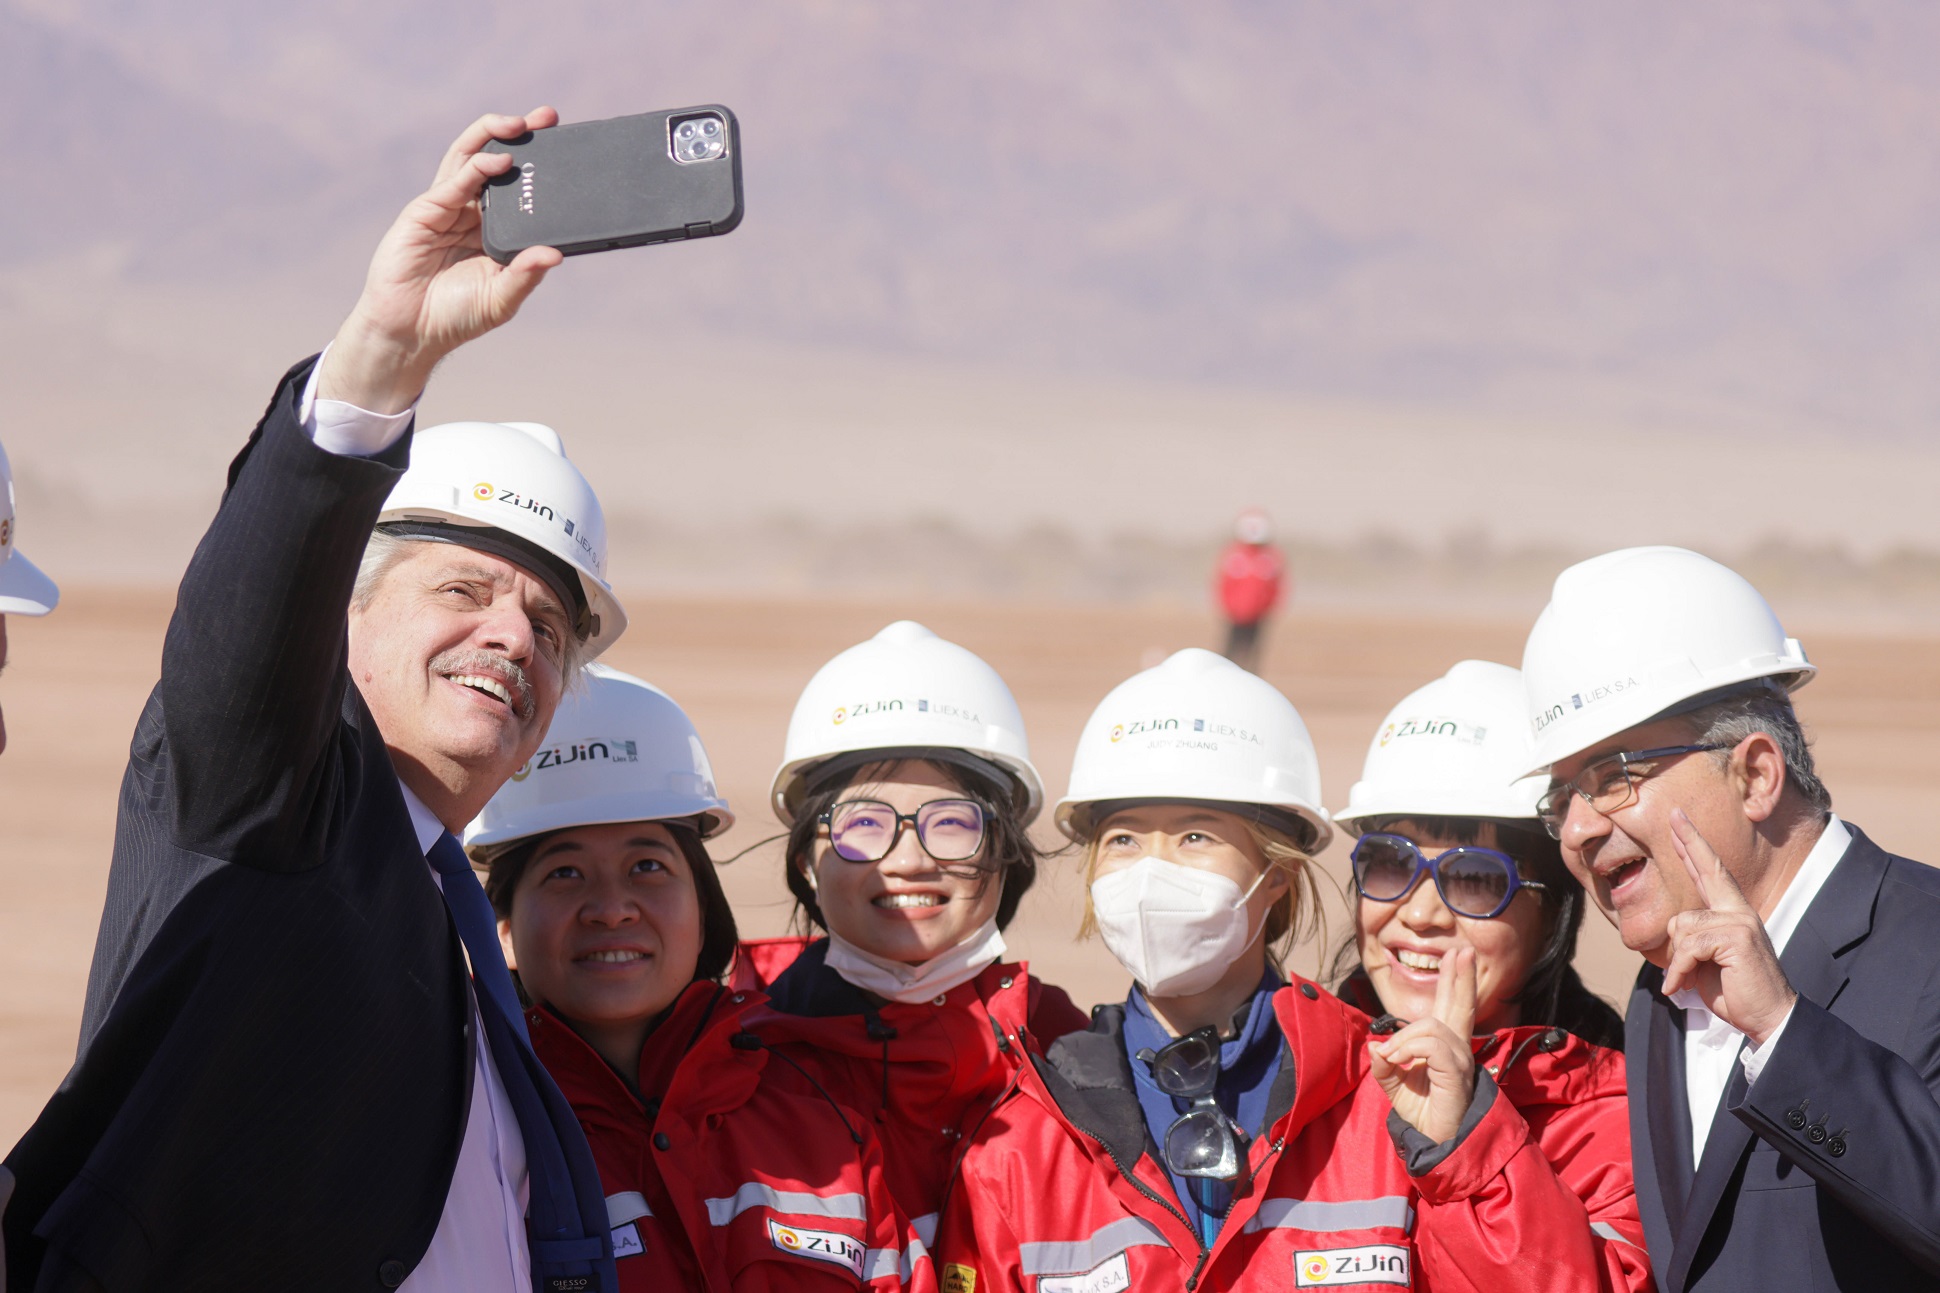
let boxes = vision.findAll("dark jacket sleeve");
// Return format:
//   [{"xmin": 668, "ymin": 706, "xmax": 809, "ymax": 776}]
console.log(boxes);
[
  {"xmin": 1732, "ymin": 990, "xmax": 1940, "ymax": 1275},
  {"xmin": 159, "ymin": 356, "xmax": 412, "ymax": 870}
]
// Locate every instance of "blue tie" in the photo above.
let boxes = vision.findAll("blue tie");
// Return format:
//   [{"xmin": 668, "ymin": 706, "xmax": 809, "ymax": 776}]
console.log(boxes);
[{"xmin": 428, "ymin": 830, "xmax": 617, "ymax": 1293}]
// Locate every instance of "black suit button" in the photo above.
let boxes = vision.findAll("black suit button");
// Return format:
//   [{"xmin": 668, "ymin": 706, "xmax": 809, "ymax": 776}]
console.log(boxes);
[
  {"xmin": 654, "ymin": 1132, "xmax": 671, "ymax": 1150},
  {"xmin": 1300, "ymin": 982, "xmax": 1319, "ymax": 1000},
  {"xmin": 1786, "ymin": 1108, "xmax": 1808, "ymax": 1130},
  {"xmin": 1807, "ymin": 1124, "xmax": 1828, "ymax": 1144},
  {"xmin": 379, "ymin": 1259, "xmax": 408, "ymax": 1287},
  {"xmin": 1828, "ymin": 1137, "xmax": 1848, "ymax": 1157}
]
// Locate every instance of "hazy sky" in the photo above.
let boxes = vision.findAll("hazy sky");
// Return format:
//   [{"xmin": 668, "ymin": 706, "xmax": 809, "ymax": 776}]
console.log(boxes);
[{"xmin": 7, "ymin": 0, "xmax": 1939, "ymax": 584}]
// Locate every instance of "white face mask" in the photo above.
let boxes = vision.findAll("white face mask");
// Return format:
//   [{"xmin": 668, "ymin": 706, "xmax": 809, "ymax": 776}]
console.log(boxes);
[
  {"xmin": 1090, "ymin": 856, "xmax": 1268, "ymax": 998},
  {"xmin": 824, "ymin": 919, "xmax": 1009, "ymax": 1006}
]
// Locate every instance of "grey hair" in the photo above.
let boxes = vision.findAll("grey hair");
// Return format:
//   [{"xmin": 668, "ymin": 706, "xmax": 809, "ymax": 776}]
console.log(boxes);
[
  {"xmin": 1682, "ymin": 686, "xmax": 1832, "ymax": 814},
  {"xmin": 350, "ymin": 530, "xmax": 586, "ymax": 687}
]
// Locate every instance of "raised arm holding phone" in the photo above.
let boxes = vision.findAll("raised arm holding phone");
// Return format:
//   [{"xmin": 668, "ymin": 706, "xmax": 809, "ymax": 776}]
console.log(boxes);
[{"xmin": 2, "ymin": 107, "xmax": 635, "ymax": 1293}]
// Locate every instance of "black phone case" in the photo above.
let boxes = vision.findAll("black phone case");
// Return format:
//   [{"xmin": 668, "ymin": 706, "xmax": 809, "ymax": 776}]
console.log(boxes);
[{"xmin": 480, "ymin": 106, "xmax": 743, "ymax": 263}]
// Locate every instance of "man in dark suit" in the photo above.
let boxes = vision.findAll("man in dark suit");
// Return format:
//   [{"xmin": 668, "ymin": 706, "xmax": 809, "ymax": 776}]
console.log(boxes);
[
  {"xmin": 4, "ymin": 108, "xmax": 623, "ymax": 1292},
  {"xmin": 1521, "ymin": 545, "xmax": 1940, "ymax": 1291}
]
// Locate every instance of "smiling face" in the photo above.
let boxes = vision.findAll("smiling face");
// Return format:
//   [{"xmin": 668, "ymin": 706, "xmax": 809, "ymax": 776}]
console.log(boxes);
[
  {"xmin": 805, "ymin": 760, "xmax": 1006, "ymax": 965},
  {"xmin": 1354, "ymin": 820, "xmax": 1547, "ymax": 1034},
  {"xmin": 347, "ymin": 542, "xmax": 570, "ymax": 826},
  {"xmin": 1548, "ymin": 717, "xmax": 1750, "ymax": 964},
  {"xmin": 500, "ymin": 820, "xmax": 704, "ymax": 1039}
]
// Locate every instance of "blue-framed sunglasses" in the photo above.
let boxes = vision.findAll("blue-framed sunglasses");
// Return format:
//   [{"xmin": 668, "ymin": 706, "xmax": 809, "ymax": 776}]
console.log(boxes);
[{"xmin": 1349, "ymin": 832, "xmax": 1545, "ymax": 920}]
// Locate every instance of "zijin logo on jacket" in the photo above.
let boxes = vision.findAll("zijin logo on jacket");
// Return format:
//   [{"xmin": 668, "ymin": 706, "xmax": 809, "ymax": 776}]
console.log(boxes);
[
  {"xmin": 1037, "ymin": 1252, "xmax": 1129, "ymax": 1293},
  {"xmin": 1293, "ymin": 1245, "xmax": 1409, "ymax": 1287},
  {"xmin": 510, "ymin": 739, "xmax": 639, "ymax": 782},
  {"xmin": 766, "ymin": 1219, "xmax": 864, "ymax": 1276}
]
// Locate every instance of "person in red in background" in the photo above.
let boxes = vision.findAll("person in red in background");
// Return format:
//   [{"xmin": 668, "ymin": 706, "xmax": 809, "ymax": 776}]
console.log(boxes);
[
  {"xmin": 470, "ymin": 666, "xmax": 932, "ymax": 1292},
  {"xmin": 1215, "ymin": 507, "xmax": 1283, "ymax": 673}
]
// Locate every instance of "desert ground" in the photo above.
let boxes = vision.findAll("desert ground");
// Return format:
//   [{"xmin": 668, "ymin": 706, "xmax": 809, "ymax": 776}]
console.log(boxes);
[{"xmin": 3, "ymin": 587, "xmax": 1936, "ymax": 1148}]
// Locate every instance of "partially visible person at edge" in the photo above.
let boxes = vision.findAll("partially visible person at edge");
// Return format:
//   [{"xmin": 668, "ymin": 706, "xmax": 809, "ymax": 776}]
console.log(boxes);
[
  {"xmin": 938, "ymin": 648, "xmax": 1630, "ymax": 1293},
  {"xmin": 468, "ymin": 666, "xmax": 934, "ymax": 1292},
  {"xmin": 1525, "ymin": 546, "xmax": 1940, "ymax": 1292},
  {"xmin": 3, "ymin": 110, "xmax": 622, "ymax": 1293},
  {"xmin": 1214, "ymin": 506, "xmax": 1282, "ymax": 674},
  {"xmin": 0, "ymin": 436, "xmax": 62, "ymax": 757},
  {"xmin": 1327, "ymin": 659, "xmax": 1652, "ymax": 1292},
  {"xmin": 0, "ymin": 435, "xmax": 61, "ymax": 1278},
  {"xmin": 733, "ymin": 621, "xmax": 1087, "ymax": 1247}
]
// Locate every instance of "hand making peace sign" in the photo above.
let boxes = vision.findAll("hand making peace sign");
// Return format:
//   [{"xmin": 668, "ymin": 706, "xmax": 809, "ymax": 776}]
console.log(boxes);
[
  {"xmin": 1661, "ymin": 807, "xmax": 1798, "ymax": 1045},
  {"xmin": 1370, "ymin": 945, "xmax": 1479, "ymax": 1145}
]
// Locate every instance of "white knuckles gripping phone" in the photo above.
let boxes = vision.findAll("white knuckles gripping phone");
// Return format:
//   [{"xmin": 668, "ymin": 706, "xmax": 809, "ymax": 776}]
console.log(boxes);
[{"xmin": 481, "ymin": 106, "xmax": 744, "ymax": 263}]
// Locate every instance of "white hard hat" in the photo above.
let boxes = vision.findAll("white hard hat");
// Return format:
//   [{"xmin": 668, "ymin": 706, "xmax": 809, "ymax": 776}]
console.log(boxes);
[
  {"xmin": 0, "ymin": 440, "xmax": 58, "ymax": 617},
  {"xmin": 1520, "ymin": 546, "xmax": 1814, "ymax": 775},
  {"xmin": 1335, "ymin": 660, "xmax": 1545, "ymax": 833},
  {"xmin": 464, "ymin": 663, "xmax": 732, "ymax": 859},
  {"xmin": 379, "ymin": 421, "xmax": 626, "ymax": 658},
  {"xmin": 769, "ymin": 620, "xmax": 1043, "ymax": 825},
  {"xmin": 1056, "ymin": 647, "xmax": 1332, "ymax": 851}
]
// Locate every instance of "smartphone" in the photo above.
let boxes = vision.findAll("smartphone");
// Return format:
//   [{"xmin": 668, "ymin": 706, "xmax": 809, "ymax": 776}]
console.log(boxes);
[{"xmin": 480, "ymin": 106, "xmax": 743, "ymax": 263}]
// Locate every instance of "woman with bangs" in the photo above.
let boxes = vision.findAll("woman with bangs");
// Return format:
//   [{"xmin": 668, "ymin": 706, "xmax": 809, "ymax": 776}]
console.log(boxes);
[
  {"xmin": 1331, "ymin": 660, "xmax": 1650, "ymax": 1291},
  {"xmin": 746, "ymin": 621, "xmax": 1087, "ymax": 1244},
  {"xmin": 938, "ymin": 649, "xmax": 1632, "ymax": 1292},
  {"xmin": 466, "ymin": 665, "xmax": 932, "ymax": 1292}
]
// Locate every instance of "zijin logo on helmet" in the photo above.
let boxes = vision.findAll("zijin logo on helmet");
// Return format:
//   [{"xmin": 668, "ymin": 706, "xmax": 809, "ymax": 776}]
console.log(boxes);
[
  {"xmin": 831, "ymin": 707, "xmax": 848, "ymax": 725},
  {"xmin": 482, "ymin": 485, "xmax": 555, "ymax": 522},
  {"xmin": 1381, "ymin": 716, "xmax": 1485, "ymax": 746},
  {"xmin": 472, "ymin": 482, "xmax": 494, "ymax": 501},
  {"xmin": 1110, "ymin": 724, "xmax": 1125, "ymax": 743},
  {"xmin": 509, "ymin": 739, "xmax": 639, "ymax": 781},
  {"xmin": 1552, "ymin": 676, "xmax": 1642, "ymax": 718}
]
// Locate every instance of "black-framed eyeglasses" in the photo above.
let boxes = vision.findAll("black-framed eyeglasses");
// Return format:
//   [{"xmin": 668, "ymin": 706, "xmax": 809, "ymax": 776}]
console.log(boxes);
[
  {"xmin": 819, "ymin": 798, "xmax": 987, "ymax": 863},
  {"xmin": 1534, "ymin": 743, "xmax": 1728, "ymax": 840},
  {"xmin": 1136, "ymin": 1027, "xmax": 1248, "ymax": 1181},
  {"xmin": 1350, "ymin": 833, "xmax": 1546, "ymax": 920}
]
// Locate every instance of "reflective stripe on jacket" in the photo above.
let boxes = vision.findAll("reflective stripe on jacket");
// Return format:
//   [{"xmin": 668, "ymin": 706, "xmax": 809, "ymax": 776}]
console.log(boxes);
[
  {"xmin": 938, "ymin": 976, "xmax": 1646, "ymax": 1292},
  {"xmin": 754, "ymin": 939, "xmax": 1089, "ymax": 1234},
  {"xmin": 529, "ymin": 981, "xmax": 934, "ymax": 1292}
]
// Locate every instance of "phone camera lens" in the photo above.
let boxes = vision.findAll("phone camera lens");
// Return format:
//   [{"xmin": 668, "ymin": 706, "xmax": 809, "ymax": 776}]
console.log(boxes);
[{"xmin": 670, "ymin": 114, "xmax": 728, "ymax": 164}]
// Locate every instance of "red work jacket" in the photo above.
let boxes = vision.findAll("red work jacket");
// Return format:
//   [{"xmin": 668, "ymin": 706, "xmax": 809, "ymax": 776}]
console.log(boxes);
[
  {"xmin": 529, "ymin": 981, "xmax": 934, "ymax": 1293},
  {"xmin": 937, "ymin": 977, "xmax": 1642, "ymax": 1292},
  {"xmin": 1466, "ymin": 1024, "xmax": 1652, "ymax": 1291},
  {"xmin": 1216, "ymin": 541, "xmax": 1284, "ymax": 624},
  {"xmin": 753, "ymin": 939, "xmax": 1089, "ymax": 1242}
]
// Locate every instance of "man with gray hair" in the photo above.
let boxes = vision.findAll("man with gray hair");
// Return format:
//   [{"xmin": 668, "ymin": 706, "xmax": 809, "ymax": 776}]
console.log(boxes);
[
  {"xmin": 5, "ymin": 108, "xmax": 622, "ymax": 1292},
  {"xmin": 1524, "ymin": 545, "xmax": 1940, "ymax": 1291}
]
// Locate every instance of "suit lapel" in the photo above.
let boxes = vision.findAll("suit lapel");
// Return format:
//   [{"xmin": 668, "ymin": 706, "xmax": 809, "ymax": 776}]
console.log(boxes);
[{"xmin": 1628, "ymin": 963, "xmax": 1692, "ymax": 1283}]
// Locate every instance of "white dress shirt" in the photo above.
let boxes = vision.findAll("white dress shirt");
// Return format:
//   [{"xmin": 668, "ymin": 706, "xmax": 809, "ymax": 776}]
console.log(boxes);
[
  {"xmin": 1672, "ymin": 814, "xmax": 1851, "ymax": 1163},
  {"xmin": 301, "ymin": 359, "xmax": 531, "ymax": 1293}
]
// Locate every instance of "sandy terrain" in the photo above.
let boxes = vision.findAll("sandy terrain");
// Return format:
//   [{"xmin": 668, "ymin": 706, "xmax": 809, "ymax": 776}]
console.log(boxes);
[{"xmin": 4, "ymin": 588, "xmax": 1937, "ymax": 1149}]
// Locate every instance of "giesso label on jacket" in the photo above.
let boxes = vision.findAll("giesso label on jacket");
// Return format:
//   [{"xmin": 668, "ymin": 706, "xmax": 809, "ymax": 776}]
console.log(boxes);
[
  {"xmin": 1037, "ymin": 1253, "xmax": 1130, "ymax": 1293},
  {"xmin": 767, "ymin": 1218, "xmax": 865, "ymax": 1276},
  {"xmin": 1294, "ymin": 1245, "xmax": 1410, "ymax": 1288}
]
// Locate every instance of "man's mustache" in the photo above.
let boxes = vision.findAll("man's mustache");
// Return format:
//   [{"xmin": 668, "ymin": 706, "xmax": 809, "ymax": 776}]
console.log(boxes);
[{"xmin": 430, "ymin": 648, "xmax": 536, "ymax": 722}]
